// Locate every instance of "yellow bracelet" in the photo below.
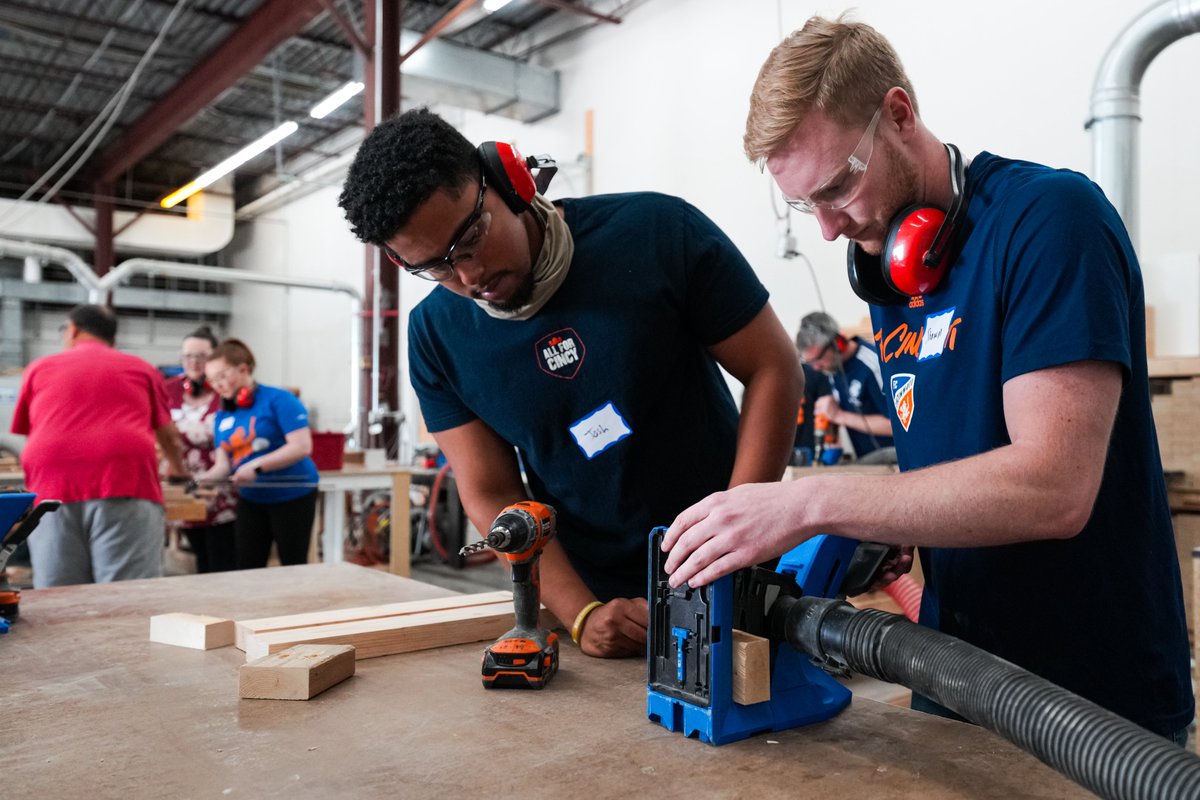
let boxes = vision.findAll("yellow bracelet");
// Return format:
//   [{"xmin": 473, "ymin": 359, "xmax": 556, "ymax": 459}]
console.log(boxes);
[{"xmin": 570, "ymin": 600, "xmax": 605, "ymax": 645}]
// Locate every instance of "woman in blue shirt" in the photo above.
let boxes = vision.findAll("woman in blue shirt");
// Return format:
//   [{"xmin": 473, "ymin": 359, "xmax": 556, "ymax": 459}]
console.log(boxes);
[{"xmin": 194, "ymin": 338, "xmax": 319, "ymax": 569}]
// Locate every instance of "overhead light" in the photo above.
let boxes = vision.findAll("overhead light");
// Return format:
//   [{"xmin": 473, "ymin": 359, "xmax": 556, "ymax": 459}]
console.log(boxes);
[
  {"xmin": 310, "ymin": 81, "xmax": 365, "ymax": 120},
  {"xmin": 483, "ymin": 0, "xmax": 515, "ymax": 13},
  {"xmin": 161, "ymin": 121, "xmax": 299, "ymax": 209}
]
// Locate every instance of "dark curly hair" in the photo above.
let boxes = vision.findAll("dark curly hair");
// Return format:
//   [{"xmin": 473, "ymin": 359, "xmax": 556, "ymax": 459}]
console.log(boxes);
[{"xmin": 338, "ymin": 108, "xmax": 479, "ymax": 245}]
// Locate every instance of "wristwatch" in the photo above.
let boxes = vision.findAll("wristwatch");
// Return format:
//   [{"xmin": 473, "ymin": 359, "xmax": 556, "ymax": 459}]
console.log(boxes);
[{"xmin": 254, "ymin": 464, "xmax": 263, "ymax": 475}]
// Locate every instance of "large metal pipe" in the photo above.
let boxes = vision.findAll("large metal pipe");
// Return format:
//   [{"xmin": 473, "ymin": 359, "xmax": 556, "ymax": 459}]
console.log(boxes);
[
  {"xmin": 1087, "ymin": 0, "xmax": 1200, "ymax": 249},
  {"xmin": 94, "ymin": 259, "xmax": 365, "ymax": 443},
  {"xmin": 0, "ymin": 237, "xmax": 100, "ymax": 292}
]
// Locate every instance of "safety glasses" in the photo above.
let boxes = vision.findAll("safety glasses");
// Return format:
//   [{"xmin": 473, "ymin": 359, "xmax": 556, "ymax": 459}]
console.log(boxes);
[
  {"xmin": 382, "ymin": 170, "xmax": 491, "ymax": 282},
  {"xmin": 785, "ymin": 102, "xmax": 884, "ymax": 214}
]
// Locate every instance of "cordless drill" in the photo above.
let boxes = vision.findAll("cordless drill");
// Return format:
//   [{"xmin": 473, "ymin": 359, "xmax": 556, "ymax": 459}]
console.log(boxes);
[{"xmin": 459, "ymin": 501, "xmax": 559, "ymax": 689}]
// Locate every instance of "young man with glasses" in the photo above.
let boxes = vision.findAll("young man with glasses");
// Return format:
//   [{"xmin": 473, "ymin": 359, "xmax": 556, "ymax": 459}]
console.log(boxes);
[
  {"xmin": 662, "ymin": 16, "xmax": 1192, "ymax": 744},
  {"xmin": 339, "ymin": 108, "xmax": 801, "ymax": 658}
]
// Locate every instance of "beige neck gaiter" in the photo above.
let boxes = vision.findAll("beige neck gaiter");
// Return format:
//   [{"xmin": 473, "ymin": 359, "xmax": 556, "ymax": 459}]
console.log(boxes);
[{"xmin": 474, "ymin": 193, "xmax": 574, "ymax": 321}]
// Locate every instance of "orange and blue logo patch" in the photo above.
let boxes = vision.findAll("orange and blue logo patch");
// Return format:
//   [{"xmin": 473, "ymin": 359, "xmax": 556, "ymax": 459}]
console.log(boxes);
[{"xmin": 890, "ymin": 373, "xmax": 916, "ymax": 432}]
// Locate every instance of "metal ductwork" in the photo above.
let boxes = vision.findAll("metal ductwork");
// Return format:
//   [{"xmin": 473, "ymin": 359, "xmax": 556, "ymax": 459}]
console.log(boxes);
[
  {"xmin": 1087, "ymin": 0, "xmax": 1200, "ymax": 249},
  {"xmin": 399, "ymin": 30, "xmax": 560, "ymax": 123}
]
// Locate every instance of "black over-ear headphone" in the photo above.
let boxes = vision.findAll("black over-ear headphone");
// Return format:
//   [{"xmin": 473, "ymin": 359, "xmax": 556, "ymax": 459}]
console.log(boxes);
[
  {"xmin": 476, "ymin": 142, "xmax": 558, "ymax": 214},
  {"xmin": 847, "ymin": 143, "xmax": 968, "ymax": 305},
  {"xmin": 182, "ymin": 376, "xmax": 208, "ymax": 398},
  {"xmin": 220, "ymin": 384, "xmax": 256, "ymax": 412}
]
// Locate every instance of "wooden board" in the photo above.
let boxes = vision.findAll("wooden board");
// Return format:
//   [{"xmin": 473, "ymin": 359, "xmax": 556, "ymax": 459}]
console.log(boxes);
[
  {"xmin": 239, "ymin": 644, "xmax": 356, "ymax": 700},
  {"xmin": 732, "ymin": 629, "xmax": 770, "ymax": 705},
  {"xmin": 149, "ymin": 612, "xmax": 235, "ymax": 649},
  {"xmin": 234, "ymin": 590, "xmax": 512, "ymax": 651},
  {"xmin": 242, "ymin": 600, "xmax": 538, "ymax": 661}
]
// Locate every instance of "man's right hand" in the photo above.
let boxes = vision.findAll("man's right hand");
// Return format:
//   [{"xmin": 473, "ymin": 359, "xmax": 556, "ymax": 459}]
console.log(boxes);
[{"xmin": 578, "ymin": 597, "xmax": 648, "ymax": 658}]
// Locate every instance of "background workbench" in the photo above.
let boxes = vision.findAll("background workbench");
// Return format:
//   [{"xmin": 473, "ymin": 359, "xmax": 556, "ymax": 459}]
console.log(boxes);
[{"xmin": 1, "ymin": 564, "xmax": 1089, "ymax": 799}]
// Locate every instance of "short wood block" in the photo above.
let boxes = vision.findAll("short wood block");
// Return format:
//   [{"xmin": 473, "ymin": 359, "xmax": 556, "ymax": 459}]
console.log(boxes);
[
  {"xmin": 149, "ymin": 613, "xmax": 235, "ymax": 650},
  {"xmin": 240, "ymin": 644, "xmax": 356, "ymax": 700},
  {"xmin": 732, "ymin": 629, "xmax": 771, "ymax": 706}
]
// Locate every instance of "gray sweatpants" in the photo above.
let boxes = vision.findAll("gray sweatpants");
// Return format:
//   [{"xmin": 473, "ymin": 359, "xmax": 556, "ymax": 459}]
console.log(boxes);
[{"xmin": 27, "ymin": 498, "xmax": 165, "ymax": 588}]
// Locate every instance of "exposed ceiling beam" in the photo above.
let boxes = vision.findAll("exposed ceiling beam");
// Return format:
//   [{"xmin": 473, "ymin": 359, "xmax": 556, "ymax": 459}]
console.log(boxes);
[
  {"xmin": 96, "ymin": 0, "xmax": 327, "ymax": 184},
  {"xmin": 529, "ymin": 0, "xmax": 622, "ymax": 25}
]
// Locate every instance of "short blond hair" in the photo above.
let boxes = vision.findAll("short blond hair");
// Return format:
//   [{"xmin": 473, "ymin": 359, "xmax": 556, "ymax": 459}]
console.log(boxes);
[{"xmin": 744, "ymin": 15, "xmax": 917, "ymax": 164}]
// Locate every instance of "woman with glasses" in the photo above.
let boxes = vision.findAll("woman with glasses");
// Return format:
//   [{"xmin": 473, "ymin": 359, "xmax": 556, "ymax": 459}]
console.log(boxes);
[
  {"xmin": 193, "ymin": 338, "xmax": 319, "ymax": 570},
  {"xmin": 164, "ymin": 325, "xmax": 237, "ymax": 573}
]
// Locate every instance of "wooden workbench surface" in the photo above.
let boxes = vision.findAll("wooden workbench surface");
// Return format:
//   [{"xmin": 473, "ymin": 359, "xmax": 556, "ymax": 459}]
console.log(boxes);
[{"xmin": 0, "ymin": 564, "xmax": 1089, "ymax": 799}]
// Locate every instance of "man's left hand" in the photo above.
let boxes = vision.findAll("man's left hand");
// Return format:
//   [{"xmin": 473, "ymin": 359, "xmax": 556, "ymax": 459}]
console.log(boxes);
[{"xmin": 814, "ymin": 395, "xmax": 841, "ymax": 423}]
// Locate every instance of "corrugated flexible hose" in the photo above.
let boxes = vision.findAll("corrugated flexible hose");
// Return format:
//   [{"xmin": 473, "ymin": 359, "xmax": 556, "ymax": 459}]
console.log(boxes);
[{"xmin": 770, "ymin": 595, "xmax": 1200, "ymax": 800}]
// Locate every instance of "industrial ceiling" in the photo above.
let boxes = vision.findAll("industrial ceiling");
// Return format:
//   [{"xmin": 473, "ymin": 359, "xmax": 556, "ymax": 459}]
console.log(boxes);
[{"xmin": 0, "ymin": 0, "xmax": 635, "ymax": 215}]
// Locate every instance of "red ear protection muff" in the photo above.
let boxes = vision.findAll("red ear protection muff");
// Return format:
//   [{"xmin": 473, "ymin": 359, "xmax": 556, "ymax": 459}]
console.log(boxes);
[
  {"xmin": 477, "ymin": 141, "xmax": 559, "ymax": 214},
  {"xmin": 221, "ymin": 384, "xmax": 256, "ymax": 412},
  {"xmin": 848, "ymin": 143, "xmax": 968, "ymax": 305},
  {"xmin": 182, "ymin": 376, "xmax": 207, "ymax": 398},
  {"xmin": 834, "ymin": 334, "xmax": 849, "ymax": 354}
]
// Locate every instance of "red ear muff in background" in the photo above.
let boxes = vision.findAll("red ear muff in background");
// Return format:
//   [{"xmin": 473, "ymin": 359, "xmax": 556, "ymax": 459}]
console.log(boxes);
[
  {"xmin": 221, "ymin": 384, "xmax": 256, "ymax": 412},
  {"xmin": 182, "ymin": 376, "xmax": 207, "ymax": 398},
  {"xmin": 847, "ymin": 143, "xmax": 968, "ymax": 305},
  {"xmin": 477, "ymin": 141, "xmax": 559, "ymax": 215}
]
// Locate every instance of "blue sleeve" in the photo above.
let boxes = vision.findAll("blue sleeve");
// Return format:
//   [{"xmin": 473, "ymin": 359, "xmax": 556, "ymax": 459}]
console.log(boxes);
[
  {"xmin": 671, "ymin": 199, "xmax": 769, "ymax": 346},
  {"xmin": 999, "ymin": 174, "xmax": 1133, "ymax": 383},
  {"xmin": 408, "ymin": 304, "xmax": 476, "ymax": 433},
  {"xmin": 272, "ymin": 390, "xmax": 311, "ymax": 435}
]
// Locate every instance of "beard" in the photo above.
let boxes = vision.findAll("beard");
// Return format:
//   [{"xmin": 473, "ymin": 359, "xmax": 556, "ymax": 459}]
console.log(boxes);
[
  {"xmin": 856, "ymin": 138, "xmax": 922, "ymax": 255},
  {"xmin": 486, "ymin": 269, "xmax": 536, "ymax": 313}
]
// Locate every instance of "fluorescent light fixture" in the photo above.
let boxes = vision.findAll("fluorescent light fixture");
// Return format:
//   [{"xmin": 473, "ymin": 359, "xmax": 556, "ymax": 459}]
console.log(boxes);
[
  {"xmin": 309, "ymin": 81, "xmax": 365, "ymax": 120},
  {"xmin": 161, "ymin": 121, "xmax": 299, "ymax": 209},
  {"xmin": 483, "ymin": 0, "xmax": 515, "ymax": 13}
]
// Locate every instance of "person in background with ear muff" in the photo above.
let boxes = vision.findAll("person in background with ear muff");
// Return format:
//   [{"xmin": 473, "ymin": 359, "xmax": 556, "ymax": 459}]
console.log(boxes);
[
  {"xmin": 796, "ymin": 311, "xmax": 894, "ymax": 461},
  {"xmin": 662, "ymin": 15, "xmax": 1192, "ymax": 745},
  {"xmin": 163, "ymin": 326, "xmax": 237, "ymax": 573},
  {"xmin": 338, "ymin": 108, "xmax": 802, "ymax": 660},
  {"xmin": 193, "ymin": 339, "xmax": 319, "ymax": 571}
]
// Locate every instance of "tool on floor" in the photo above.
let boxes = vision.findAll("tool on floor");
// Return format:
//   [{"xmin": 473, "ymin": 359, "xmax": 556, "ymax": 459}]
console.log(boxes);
[
  {"xmin": 647, "ymin": 531, "xmax": 889, "ymax": 744},
  {"xmin": 0, "ymin": 491, "xmax": 62, "ymax": 631},
  {"xmin": 459, "ymin": 501, "xmax": 559, "ymax": 689}
]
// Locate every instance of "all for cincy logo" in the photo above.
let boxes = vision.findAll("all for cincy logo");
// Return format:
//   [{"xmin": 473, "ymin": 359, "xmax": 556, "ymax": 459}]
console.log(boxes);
[
  {"xmin": 535, "ymin": 327, "xmax": 585, "ymax": 379},
  {"xmin": 874, "ymin": 315, "xmax": 963, "ymax": 363}
]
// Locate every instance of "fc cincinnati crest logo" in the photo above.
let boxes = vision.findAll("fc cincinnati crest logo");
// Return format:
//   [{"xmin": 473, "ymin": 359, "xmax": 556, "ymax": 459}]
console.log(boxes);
[
  {"xmin": 535, "ymin": 327, "xmax": 585, "ymax": 379},
  {"xmin": 890, "ymin": 373, "xmax": 916, "ymax": 432}
]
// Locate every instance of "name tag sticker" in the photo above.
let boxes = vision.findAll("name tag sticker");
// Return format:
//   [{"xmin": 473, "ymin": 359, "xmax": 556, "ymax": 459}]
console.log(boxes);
[
  {"xmin": 918, "ymin": 306, "xmax": 956, "ymax": 361},
  {"xmin": 219, "ymin": 417, "xmax": 234, "ymax": 432},
  {"xmin": 569, "ymin": 401, "xmax": 632, "ymax": 459}
]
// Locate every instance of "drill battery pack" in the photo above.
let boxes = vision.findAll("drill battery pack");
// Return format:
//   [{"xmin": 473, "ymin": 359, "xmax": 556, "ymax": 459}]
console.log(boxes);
[{"xmin": 481, "ymin": 633, "xmax": 559, "ymax": 689}]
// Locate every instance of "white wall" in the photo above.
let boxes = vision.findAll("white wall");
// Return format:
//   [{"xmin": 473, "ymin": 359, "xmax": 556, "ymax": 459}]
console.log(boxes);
[{"xmin": 233, "ymin": 0, "xmax": 1200, "ymax": 443}]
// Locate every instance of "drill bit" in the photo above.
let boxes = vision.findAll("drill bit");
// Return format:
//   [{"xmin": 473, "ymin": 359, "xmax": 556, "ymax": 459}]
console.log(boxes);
[{"xmin": 458, "ymin": 540, "xmax": 492, "ymax": 557}]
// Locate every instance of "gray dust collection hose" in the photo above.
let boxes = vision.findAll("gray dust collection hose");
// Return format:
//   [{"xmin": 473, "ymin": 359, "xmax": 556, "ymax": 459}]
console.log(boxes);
[{"xmin": 770, "ymin": 595, "xmax": 1200, "ymax": 800}]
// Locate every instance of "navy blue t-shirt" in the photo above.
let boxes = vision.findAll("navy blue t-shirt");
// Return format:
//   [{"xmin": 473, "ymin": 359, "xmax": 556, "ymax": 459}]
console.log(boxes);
[
  {"xmin": 868, "ymin": 152, "xmax": 1191, "ymax": 735},
  {"xmin": 828, "ymin": 336, "xmax": 892, "ymax": 457},
  {"xmin": 214, "ymin": 384, "xmax": 319, "ymax": 504},
  {"xmin": 409, "ymin": 193, "xmax": 769, "ymax": 600}
]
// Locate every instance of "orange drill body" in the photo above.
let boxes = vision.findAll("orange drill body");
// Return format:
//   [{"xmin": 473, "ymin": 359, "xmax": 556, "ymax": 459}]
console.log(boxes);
[{"xmin": 476, "ymin": 501, "xmax": 560, "ymax": 689}]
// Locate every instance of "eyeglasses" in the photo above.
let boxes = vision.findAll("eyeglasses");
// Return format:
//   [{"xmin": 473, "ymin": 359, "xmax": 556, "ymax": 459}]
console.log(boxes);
[
  {"xmin": 207, "ymin": 366, "xmax": 239, "ymax": 386},
  {"xmin": 382, "ymin": 170, "xmax": 491, "ymax": 282},
  {"xmin": 799, "ymin": 342, "xmax": 834, "ymax": 366},
  {"xmin": 784, "ymin": 103, "xmax": 884, "ymax": 215},
  {"xmin": 182, "ymin": 352, "xmax": 211, "ymax": 362}
]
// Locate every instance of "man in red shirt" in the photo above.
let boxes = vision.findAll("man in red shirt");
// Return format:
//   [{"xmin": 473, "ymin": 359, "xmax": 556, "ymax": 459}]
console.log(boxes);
[{"xmin": 11, "ymin": 305, "xmax": 188, "ymax": 587}]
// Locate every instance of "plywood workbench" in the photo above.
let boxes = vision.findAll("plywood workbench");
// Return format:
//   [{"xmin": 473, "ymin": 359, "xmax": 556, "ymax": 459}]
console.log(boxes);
[{"xmin": 0, "ymin": 563, "xmax": 1090, "ymax": 800}]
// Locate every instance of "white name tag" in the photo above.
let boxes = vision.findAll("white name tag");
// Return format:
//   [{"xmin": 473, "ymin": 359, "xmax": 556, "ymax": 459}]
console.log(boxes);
[
  {"xmin": 219, "ymin": 417, "xmax": 234, "ymax": 432},
  {"xmin": 569, "ymin": 402, "xmax": 632, "ymax": 459},
  {"xmin": 918, "ymin": 307, "xmax": 956, "ymax": 361}
]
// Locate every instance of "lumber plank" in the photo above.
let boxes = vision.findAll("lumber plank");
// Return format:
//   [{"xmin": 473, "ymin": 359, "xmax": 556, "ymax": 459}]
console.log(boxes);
[
  {"xmin": 150, "ymin": 612, "xmax": 235, "ymax": 650},
  {"xmin": 732, "ymin": 629, "xmax": 771, "ymax": 705},
  {"xmin": 242, "ymin": 601, "xmax": 545, "ymax": 661},
  {"xmin": 234, "ymin": 590, "xmax": 513, "ymax": 651},
  {"xmin": 239, "ymin": 644, "xmax": 356, "ymax": 700}
]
